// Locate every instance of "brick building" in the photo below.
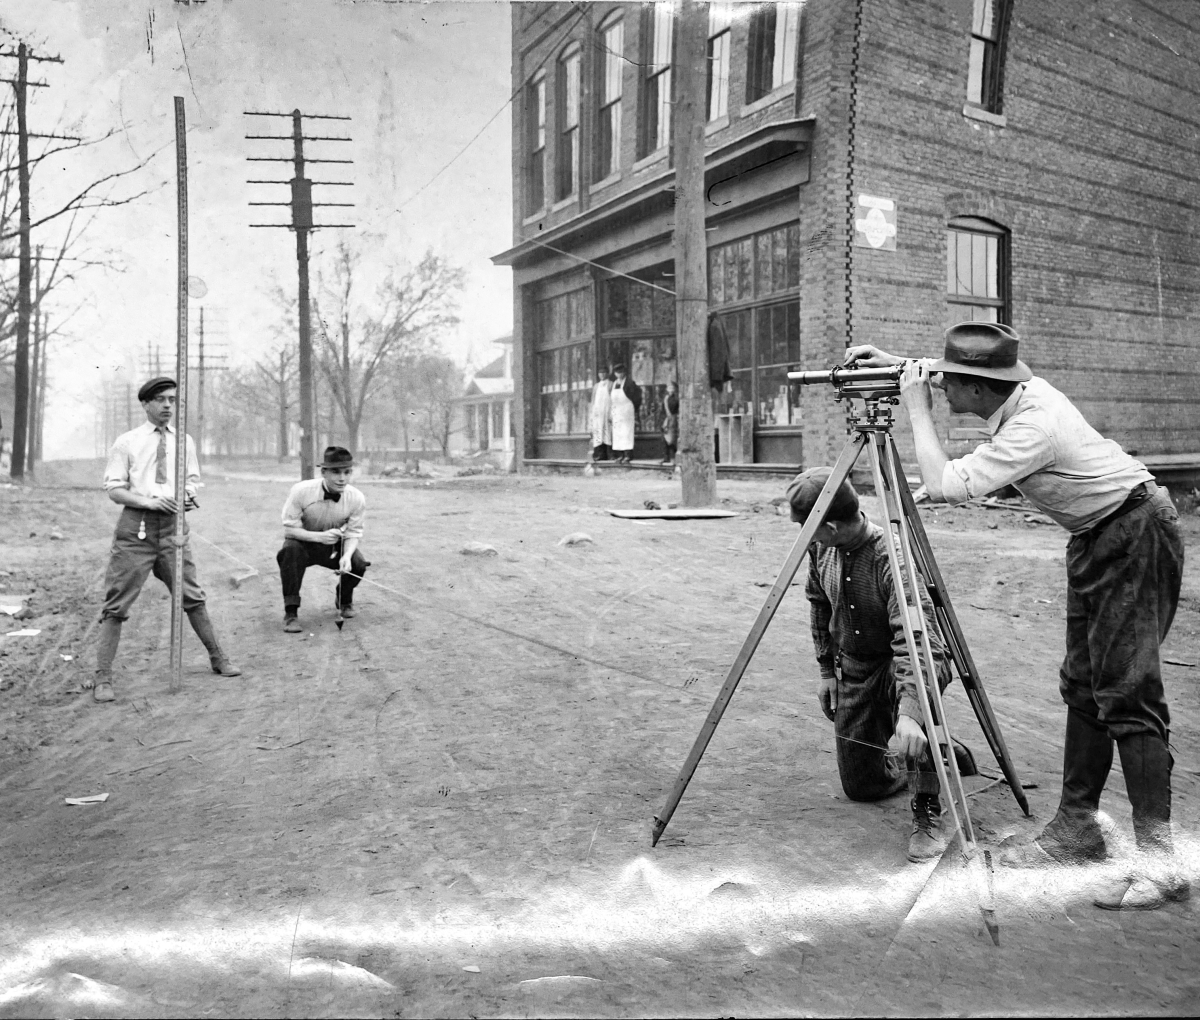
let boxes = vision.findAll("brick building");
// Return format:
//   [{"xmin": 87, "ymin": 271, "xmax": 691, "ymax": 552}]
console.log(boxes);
[{"xmin": 492, "ymin": 1, "xmax": 1200, "ymax": 476}]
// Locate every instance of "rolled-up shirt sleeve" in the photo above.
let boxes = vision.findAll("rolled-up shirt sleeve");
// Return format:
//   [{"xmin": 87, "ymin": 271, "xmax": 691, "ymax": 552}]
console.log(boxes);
[
  {"xmin": 941, "ymin": 422, "xmax": 1055, "ymax": 504},
  {"xmin": 343, "ymin": 495, "xmax": 365, "ymax": 541},
  {"xmin": 281, "ymin": 488, "xmax": 305, "ymax": 531},
  {"xmin": 103, "ymin": 437, "xmax": 131, "ymax": 491}
]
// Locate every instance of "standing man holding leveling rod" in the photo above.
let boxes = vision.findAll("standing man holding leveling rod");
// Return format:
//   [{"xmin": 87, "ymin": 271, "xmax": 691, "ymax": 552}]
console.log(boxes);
[
  {"xmin": 94, "ymin": 377, "xmax": 242, "ymax": 704},
  {"xmin": 277, "ymin": 446, "xmax": 369, "ymax": 632},
  {"xmin": 845, "ymin": 322, "xmax": 1187, "ymax": 911}
]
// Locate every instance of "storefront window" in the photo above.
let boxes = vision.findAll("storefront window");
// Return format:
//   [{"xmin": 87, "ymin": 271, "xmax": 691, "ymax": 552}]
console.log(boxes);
[
  {"xmin": 535, "ymin": 287, "xmax": 595, "ymax": 435},
  {"xmin": 709, "ymin": 223, "xmax": 801, "ymax": 427},
  {"xmin": 600, "ymin": 271, "xmax": 677, "ymax": 433}
]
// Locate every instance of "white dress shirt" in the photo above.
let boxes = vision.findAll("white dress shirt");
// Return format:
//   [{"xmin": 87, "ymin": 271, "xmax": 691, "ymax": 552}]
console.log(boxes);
[
  {"xmin": 940, "ymin": 376, "xmax": 1152, "ymax": 533},
  {"xmin": 281, "ymin": 479, "xmax": 366, "ymax": 540},
  {"xmin": 103, "ymin": 421, "xmax": 200, "ymax": 500}
]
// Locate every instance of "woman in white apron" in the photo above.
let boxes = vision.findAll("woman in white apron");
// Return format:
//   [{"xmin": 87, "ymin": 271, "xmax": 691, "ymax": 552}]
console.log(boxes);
[{"xmin": 590, "ymin": 368, "xmax": 614, "ymax": 460}]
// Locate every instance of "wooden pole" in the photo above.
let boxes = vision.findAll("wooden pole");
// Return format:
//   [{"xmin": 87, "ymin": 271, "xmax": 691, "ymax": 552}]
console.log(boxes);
[
  {"xmin": 293, "ymin": 110, "xmax": 317, "ymax": 480},
  {"xmin": 10, "ymin": 43, "xmax": 31, "ymax": 482},
  {"xmin": 170, "ymin": 96, "xmax": 190, "ymax": 692},
  {"xmin": 674, "ymin": 1, "xmax": 716, "ymax": 506},
  {"xmin": 26, "ymin": 245, "xmax": 41, "ymax": 476}
]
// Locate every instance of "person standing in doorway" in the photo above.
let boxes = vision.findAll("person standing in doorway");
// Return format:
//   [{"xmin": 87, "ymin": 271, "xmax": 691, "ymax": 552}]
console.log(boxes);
[
  {"xmin": 661, "ymin": 381, "xmax": 679, "ymax": 465},
  {"xmin": 610, "ymin": 363, "xmax": 641, "ymax": 465},
  {"xmin": 590, "ymin": 365, "xmax": 614, "ymax": 462}
]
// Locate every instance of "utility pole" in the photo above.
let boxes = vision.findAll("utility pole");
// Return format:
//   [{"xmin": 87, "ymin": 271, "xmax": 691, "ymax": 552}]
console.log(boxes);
[
  {"xmin": 245, "ymin": 108, "xmax": 354, "ymax": 479},
  {"xmin": 674, "ymin": 2, "xmax": 716, "ymax": 506},
  {"xmin": 26, "ymin": 245, "xmax": 41, "ymax": 476},
  {"xmin": 1, "ymin": 42, "xmax": 72, "ymax": 482}
]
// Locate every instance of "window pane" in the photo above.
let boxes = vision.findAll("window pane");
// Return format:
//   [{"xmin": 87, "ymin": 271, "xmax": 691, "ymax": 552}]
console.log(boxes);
[
  {"xmin": 986, "ymin": 236, "xmax": 998, "ymax": 299},
  {"xmin": 756, "ymin": 364, "xmax": 799, "ymax": 426},
  {"xmin": 603, "ymin": 21, "xmax": 624, "ymax": 102},
  {"xmin": 563, "ymin": 53, "xmax": 580, "ymax": 128},
  {"xmin": 774, "ymin": 3, "xmax": 800, "ymax": 88},
  {"xmin": 946, "ymin": 230, "xmax": 956, "ymax": 293},
  {"xmin": 724, "ymin": 243, "xmax": 738, "ymax": 302},
  {"xmin": 652, "ymin": 287, "xmax": 675, "ymax": 329},
  {"xmin": 606, "ymin": 279, "xmax": 628, "ymax": 329},
  {"xmin": 656, "ymin": 68, "xmax": 672, "ymax": 149},
  {"xmin": 786, "ymin": 223, "xmax": 800, "ymax": 288},
  {"xmin": 723, "ymin": 310, "xmax": 752, "ymax": 370},
  {"xmin": 754, "ymin": 233, "xmax": 772, "ymax": 296},
  {"xmin": 786, "ymin": 301, "xmax": 800, "ymax": 362},
  {"xmin": 736, "ymin": 239, "xmax": 751, "ymax": 299},
  {"xmin": 708, "ymin": 31, "xmax": 730, "ymax": 121},
  {"xmin": 728, "ymin": 369, "xmax": 752, "ymax": 412},
  {"xmin": 653, "ymin": 5, "xmax": 673, "ymax": 67},
  {"xmin": 709, "ymin": 2, "xmax": 732, "ymax": 34},
  {"xmin": 630, "ymin": 281, "xmax": 653, "ymax": 329},
  {"xmin": 708, "ymin": 247, "xmax": 725, "ymax": 304},
  {"xmin": 967, "ymin": 37, "xmax": 985, "ymax": 105},
  {"xmin": 772, "ymin": 227, "xmax": 788, "ymax": 293},
  {"xmin": 955, "ymin": 231, "xmax": 971, "ymax": 295},
  {"xmin": 971, "ymin": 233, "xmax": 987, "ymax": 296},
  {"xmin": 972, "ymin": 0, "xmax": 997, "ymax": 39}
]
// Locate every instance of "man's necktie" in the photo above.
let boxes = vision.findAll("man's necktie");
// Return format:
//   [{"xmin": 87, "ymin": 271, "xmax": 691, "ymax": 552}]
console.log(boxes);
[{"xmin": 155, "ymin": 426, "xmax": 168, "ymax": 485}]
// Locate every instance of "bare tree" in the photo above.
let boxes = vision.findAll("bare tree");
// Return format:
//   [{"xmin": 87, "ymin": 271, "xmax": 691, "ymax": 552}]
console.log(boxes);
[
  {"xmin": 410, "ymin": 353, "xmax": 462, "ymax": 457},
  {"xmin": 255, "ymin": 341, "xmax": 297, "ymax": 460},
  {"xmin": 311, "ymin": 241, "xmax": 463, "ymax": 453}
]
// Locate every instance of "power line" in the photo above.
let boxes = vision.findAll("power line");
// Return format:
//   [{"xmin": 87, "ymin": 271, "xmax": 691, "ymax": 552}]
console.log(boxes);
[{"xmin": 393, "ymin": 5, "xmax": 589, "ymax": 213}]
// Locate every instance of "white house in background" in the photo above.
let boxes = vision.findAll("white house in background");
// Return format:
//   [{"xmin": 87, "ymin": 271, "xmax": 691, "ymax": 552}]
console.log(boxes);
[{"xmin": 451, "ymin": 335, "xmax": 514, "ymax": 469}]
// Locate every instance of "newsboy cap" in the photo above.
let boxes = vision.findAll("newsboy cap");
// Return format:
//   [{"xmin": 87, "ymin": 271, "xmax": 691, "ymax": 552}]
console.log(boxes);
[
  {"xmin": 138, "ymin": 376, "xmax": 177, "ymax": 402},
  {"xmin": 926, "ymin": 322, "xmax": 1032, "ymax": 382},
  {"xmin": 785, "ymin": 467, "xmax": 860, "ymax": 524}
]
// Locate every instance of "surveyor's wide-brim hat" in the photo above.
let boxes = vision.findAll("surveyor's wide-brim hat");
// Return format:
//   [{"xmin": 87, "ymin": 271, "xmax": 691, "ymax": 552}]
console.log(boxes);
[
  {"xmin": 926, "ymin": 322, "xmax": 1032, "ymax": 382},
  {"xmin": 319, "ymin": 446, "xmax": 355, "ymax": 468}
]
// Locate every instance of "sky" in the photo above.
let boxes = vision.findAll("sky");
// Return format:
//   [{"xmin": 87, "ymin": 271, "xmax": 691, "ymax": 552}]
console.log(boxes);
[{"xmin": 1, "ymin": 0, "xmax": 515, "ymax": 459}]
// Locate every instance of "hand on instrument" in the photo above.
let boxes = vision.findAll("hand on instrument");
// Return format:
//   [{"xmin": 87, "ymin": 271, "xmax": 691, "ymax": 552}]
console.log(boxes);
[
  {"xmin": 184, "ymin": 495, "xmax": 199, "ymax": 512},
  {"xmin": 894, "ymin": 715, "xmax": 928, "ymax": 759},
  {"xmin": 899, "ymin": 359, "xmax": 934, "ymax": 414},
  {"xmin": 145, "ymin": 495, "xmax": 179, "ymax": 514},
  {"xmin": 338, "ymin": 551, "xmax": 354, "ymax": 575},
  {"xmin": 843, "ymin": 344, "xmax": 903, "ymax": 369},
  {"xmin": 313, "ymin": 528, "xmax": 343, "ymax": 545},
  {"xmin": 818, "ymin": 673, "xmax": 838, "ymax": 721}
]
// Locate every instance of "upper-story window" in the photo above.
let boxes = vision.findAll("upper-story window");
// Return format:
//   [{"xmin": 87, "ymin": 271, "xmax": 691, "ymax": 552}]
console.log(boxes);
[
  {"xmin": 596, "ymin": 14, "xmax": 624, "ymax": 180},
  {"xmin": 557, "ymin": 46, "xmax": 581, "ymax": 200},
  {"xmin": 967, "ymin": 0, "xmax": 1012, "ymax": 113},
  {"xmin": 707, "ymin": 3, "xmax": 732, "ymax": 121},
  {"xmin": 746, "ymin": 3, "xmax": 801, "ymax": 103},
  {"xmin": 639, "ymin": 3, "xmax": 673, "ymax": 158},
  {"xmin": 946, "ymin": 217, "xmax": 1009, "ymax": 325},
  {"xmin": 526, "ymin": 72, "xmax": 546, "ymax": 213}
]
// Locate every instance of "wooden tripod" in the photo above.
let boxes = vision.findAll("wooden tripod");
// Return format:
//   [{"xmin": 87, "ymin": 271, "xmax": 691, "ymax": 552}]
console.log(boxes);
[{"xmin": 651, "ymin": 390, "xmax": 1029, "ymax": 863}]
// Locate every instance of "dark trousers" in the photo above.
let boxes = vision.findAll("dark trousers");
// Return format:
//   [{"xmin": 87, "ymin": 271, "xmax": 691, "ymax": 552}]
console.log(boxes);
[
  {"xmin": 834, "ymin": 658, "xmax": 948, "ymax": 801},
  {"xmin": 1059, "ymin": 488, "xmax": 1184, "ymax": 741},
  {"xmin": 101, "ymin": 508, "xmax": 206, "ymax": 621},
  {"xmin": 276, "ymin": 539, "xmax": 368, "ymax": 610},
  {"xmin": 592, "ymin": 443, "xmax": 611, "ymax": 461}
]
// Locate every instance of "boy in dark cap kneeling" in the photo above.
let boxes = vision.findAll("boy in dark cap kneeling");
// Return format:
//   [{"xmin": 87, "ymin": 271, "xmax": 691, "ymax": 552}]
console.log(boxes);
[
  {"xmin": 277, "ymin": 446, "xmax": 369, "ymax": 632},
  {"xmin": 95, "ymin": 376, "xmax": 241, "ymax": 703},
  {"xmin": 788, "ymin": 467, "xmax": 958, "ymax": 863}
]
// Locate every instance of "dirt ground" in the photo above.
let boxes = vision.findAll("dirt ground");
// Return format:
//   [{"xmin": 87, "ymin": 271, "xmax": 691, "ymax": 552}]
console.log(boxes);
[{"xmin": 3, "ymin": 458, "xmax": 1200, "ymax": 1019}]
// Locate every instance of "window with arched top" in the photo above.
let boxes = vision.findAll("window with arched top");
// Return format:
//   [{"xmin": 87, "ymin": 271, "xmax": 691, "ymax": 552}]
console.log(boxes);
[
  {"xmin": 946, "ymin": 216, "xmax": 1009, "ymax": 326},
  {"xmin": 595, "ymin": 13, "xmax": 624, "ymax": 180}
]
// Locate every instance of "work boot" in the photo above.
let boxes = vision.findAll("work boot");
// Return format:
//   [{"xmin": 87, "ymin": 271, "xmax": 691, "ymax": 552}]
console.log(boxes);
[
  {"xmin": 1093, "ymin": 733, "xmax": 1190, "ymax": 910},
  {"xmin": 1001, "ymin": 708, "xmax": 1112, "ymax": 867},
  {"xmin": 283, "ymin": 611, "xmax": 302, "ymax": 633},
  {"xmin": 908, "ymin": 794, "xmax": 947, "ymax": 863},
  {"xmin": 340, "ymin": 604, "xmax": 357, "ymax": 619},
  {"xmin": 186, "ymin": 605, "xmax": 243, "ymax": 676},
  {"xmin": 93, "ymin": 617, "xmax": 122, "ymax": 704}
]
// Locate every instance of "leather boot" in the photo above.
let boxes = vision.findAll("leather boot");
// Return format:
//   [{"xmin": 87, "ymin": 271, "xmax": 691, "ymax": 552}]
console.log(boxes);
[
  {"xmin": 1001, "ymin": 708, "xmax": 1112, "ymax": 866},
  {"xmin": 186, "ymin": 606, "xmax": 243, "ymax": 676},
  {"xmin": 908, "ymin": 794, "xmax": 947, "ymax": 863},
  {"xmin": 1094, "ymin": 733, "xmax": 1190, "ymax": 910},
  {"xmin": 93, "ymin": 616, "xmax": 121, "ymax": 703}
]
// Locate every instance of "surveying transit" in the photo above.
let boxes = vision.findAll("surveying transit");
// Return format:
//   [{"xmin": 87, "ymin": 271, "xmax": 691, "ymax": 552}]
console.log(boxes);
[{"xmin": 651, "ymin": 359, "xmax": 1031, "ymax": 942}]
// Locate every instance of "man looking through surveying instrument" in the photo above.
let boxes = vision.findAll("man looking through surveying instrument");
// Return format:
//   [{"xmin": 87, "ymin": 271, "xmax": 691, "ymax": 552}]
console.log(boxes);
[
  {"xmin": 277, "ymin": 446, "xmax": 369, "ymax": 632},
  {"xmin": 788, "ymin": 467, "xmax": 967, "ymax": 863},
  {"xmin": 95, "ymin": 377, "xmax": 242, "ymax": 704},
  {"xmin": 844, "ymin": 322, "xmax": 1187, "ymax": 911}
]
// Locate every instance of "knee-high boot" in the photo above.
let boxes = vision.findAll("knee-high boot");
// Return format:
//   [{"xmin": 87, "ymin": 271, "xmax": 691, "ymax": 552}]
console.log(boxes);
[
  {"xmin": 1093, "ymin": 732, "xmax": 1189, "ymax": 909},
  {"xmin": 1002, "ymin": 707, "xmax": 1113, "ymax": 866},
  {"xmin": 92, "ymin": 617, "xmax": 122, "ymax": 701},
  {"xmin": 186, "ymin": 605, "xmax": 243, "ymax": 677}
]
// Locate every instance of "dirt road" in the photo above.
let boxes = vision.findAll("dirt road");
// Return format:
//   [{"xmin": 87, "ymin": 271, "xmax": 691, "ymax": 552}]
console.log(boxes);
[{"xmin": 3, "ymin": 462, "xmax": 1200, "ymax": 1018}]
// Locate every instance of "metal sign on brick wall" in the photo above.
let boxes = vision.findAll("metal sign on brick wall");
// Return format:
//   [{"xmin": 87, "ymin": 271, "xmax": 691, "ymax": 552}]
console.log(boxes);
[{"xmin": 854, "ymin": 194, "xmax": 897, "ymax": 250}]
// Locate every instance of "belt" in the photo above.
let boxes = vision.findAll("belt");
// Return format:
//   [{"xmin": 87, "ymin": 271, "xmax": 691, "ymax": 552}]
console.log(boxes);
[
  {"xmin": 1089, "ymin": 481, "xmax": 1152, "ymax": 534},
  {"xmin": 836, "ymin": 650, "xmax": 891, "ymax": 676}
]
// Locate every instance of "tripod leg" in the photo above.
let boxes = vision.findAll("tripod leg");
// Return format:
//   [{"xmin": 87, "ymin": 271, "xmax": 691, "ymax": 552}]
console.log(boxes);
[
  {"xmin": 890, "ymin": 440, "xmax": 1030, "ymax": 817},
  {"xmin": 650, "ymin": 433, "xmax": 868, "ymax": 846}
]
